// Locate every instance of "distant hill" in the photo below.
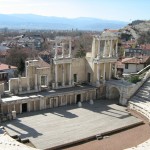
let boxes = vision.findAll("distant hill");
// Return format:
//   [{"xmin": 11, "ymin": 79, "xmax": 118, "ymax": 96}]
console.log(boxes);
[
  {"xmin": 120, "ymin": 20, "xmax": 150, "ymax": 39},
  {"xmin": 0, "ymin": 14, "xmax": 127, "ymax": 31}
]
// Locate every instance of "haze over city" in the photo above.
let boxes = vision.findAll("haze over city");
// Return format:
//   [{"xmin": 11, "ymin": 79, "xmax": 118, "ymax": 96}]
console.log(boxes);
[{"xmin": 0, "ymin": 0, "xmax": 150, "ymax": 21}]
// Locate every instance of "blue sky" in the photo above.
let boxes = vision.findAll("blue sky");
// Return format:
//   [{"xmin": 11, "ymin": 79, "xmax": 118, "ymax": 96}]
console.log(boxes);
[{"xmin": 0, "ymin": 0, "xmax": 149, "ymax": 21}]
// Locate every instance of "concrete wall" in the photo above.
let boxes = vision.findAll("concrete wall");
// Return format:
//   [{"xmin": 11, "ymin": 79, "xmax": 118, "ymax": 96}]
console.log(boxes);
[
  {"xmin": 124, "ymin": 64, "xmax": 144, "ymax": 73},
  {"xmin": 72, "ymin": 58, "xmax": 86, "ymax": 82}
]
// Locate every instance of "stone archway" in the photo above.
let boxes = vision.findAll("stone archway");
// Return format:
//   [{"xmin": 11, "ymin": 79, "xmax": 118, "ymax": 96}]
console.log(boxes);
[{"xmin": 109, "ymin": 87, "xmax": 120, "ymax": 103}]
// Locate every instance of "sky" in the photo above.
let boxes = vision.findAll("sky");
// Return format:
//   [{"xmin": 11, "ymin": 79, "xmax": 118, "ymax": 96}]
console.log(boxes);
[{"xmin": 0, "ymin": 0, "xmax": 149, "ymax": 22}]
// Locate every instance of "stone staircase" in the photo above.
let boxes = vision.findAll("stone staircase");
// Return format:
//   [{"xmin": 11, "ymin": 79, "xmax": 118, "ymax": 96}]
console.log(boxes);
[
  {"xmin": 2, "ymin": 90, "xmax": 14, "ymax": 98},
  {"xmin": 128, "ymin": 78, "xmax": 150, "ymax": 120},
  {"xmin": 127, "ymin": 78, "xmax": 150, "ymax": 149}
]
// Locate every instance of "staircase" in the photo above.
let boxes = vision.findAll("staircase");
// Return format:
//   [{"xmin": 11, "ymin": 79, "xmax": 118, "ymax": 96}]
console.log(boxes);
[
  {"xmin": 128, "ymin": 78, "xmax": 150, "ymax": 120},
  {"xmin": 2, "ymin": 90, "xmax": 14, "ymax": 98}
]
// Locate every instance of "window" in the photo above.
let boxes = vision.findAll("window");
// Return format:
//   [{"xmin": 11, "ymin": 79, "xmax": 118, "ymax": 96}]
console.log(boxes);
[
  {"xmin": 73, "ymin": 74, "xmax": 77, "ymax": 82},
  {"xmin": 87, "ymin": 73, "xmax": 91, "ymax": 82},
  {"xmin": 41, "ymin": 75, "xmax": 47, "ymax": 86},
  {"xmin": 125, "ymin": 64, "xmax": 128, "ymax": 69}
]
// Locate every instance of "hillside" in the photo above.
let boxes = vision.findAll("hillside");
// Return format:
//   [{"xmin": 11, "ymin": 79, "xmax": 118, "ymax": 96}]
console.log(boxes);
[
  {"xmin": 120, "ymin": 20, "xmax": 150, "ymax": 40},
  {"xmin": 0, "ymin": 14, "xmax": 127, "ymax": 31}
]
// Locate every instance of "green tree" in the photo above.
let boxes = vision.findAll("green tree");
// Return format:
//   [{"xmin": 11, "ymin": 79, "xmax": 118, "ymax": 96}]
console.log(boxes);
[
  {"xmin": 75, "ymin": 44, "xmax": 86, "ymax": 58},
  {"xmin": 18, "ymin": 58, "xmax": 25, "ymax": 75}
]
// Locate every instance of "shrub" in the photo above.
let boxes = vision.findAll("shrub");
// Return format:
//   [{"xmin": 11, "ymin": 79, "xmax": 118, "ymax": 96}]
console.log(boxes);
[{"xmin": 128, "ymin": 75, "xmax": 141, "ymax": 84}]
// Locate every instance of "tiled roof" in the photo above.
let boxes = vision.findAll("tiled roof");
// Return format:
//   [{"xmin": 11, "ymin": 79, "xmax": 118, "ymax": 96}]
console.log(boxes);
[
  {"xmin": 116, "ymin": 61, "xmax": 124, "ymax": 69},
  {"xmin": 122, "ymin": 56, "xmax": 150, "ymax": 64},
  {"xmin": 0, "ymin": 63, "xmax": 17, "ymax": 71},
  {"xmin": 140, "ymin": 44, "xmax": 150, "ymax": 50}
]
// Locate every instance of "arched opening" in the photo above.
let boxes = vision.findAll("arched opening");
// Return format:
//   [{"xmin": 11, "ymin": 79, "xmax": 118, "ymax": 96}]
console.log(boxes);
[{"xmin": 109, "ymin": 87, "xmax": 120, "ymax": 103}]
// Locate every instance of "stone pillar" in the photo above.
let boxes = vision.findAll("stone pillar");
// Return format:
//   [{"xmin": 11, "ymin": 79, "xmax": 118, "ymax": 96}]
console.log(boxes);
[
  {"xmin": 116, "ymin": 40, "xmax": 118, "ymax": 57},
  {"xmin": 27, "ymin": 77, "xmax": 30, "ymax": 91},
  {"xmin": 34, "ymin": 101, "xmax": 36, "ymax": 111},
  {"xmin": 75, "ymin": 94, "xmax": 77, "ymax": 104},
  {"xmin": 65, "ymin": 95, "xmax": 67, "ymax": 105},
  {"xmin": 115, "ymin": 63, "xmax": 117, "ymax": 77},
  {"xmin": 97, "ymin": 39, "xmax": 100, "ymax": 59},
  {"xmin": 103, "ymin": 40, "xmax": 106, "ymax": 57},
  {"xmin": 62, "ymin": 64, "xmax": 65, "ymax": 86},
  {"xmin": 86, "ymin": 92, "xmax": 88, "ymax": 101},
  {"xmin": 69, "ymin": 95, "xmax": 72, "ymax": 104},
  {"xmin": 35, "ymin": 74, "xmax": 38, "ymax": 91},
  {"xmin": 109, "ymin": 39, "xmax": 113, "ymax": 57},
  {"xmin": 103, "ymin": 63, "xmax": 106, "ymax": 81},
  {"xmin": 7, "ymin": 104, "xmax": 10, "ymax": 113},
  {"xmin": 13, "ymin": 104, "xmax": 15, "ymax": 111},
  {"xmin": 49, "ymin": 98, "xmax": 51, "ymax": 108},
  {"xmin": 18, "ymin": 75, "xmax": 22, "ymax": 92},
  {"xmin": 28, "ymin": 101, "xmax": 30, "ymax": 112},
  {"xmin": 62, "ymin": 43, "xmax": 64, "ymax": 58},
  {"xmin": 55, "ymin": 64, "xmax": 58, "ymax": 88},
  {"xmin": 20, "ymin": 103, "xmax": 22, "ymax": 114},
  {"xmin": 96, "ymin": 63, "xmax": 100, "ymax": 87},
  {"xmin": 54, "ymin": 41, "xmax": 58, "ymax": 59},
  {"xmin": 109, "ymin": 63, "xmax": 112, "ymax": 80},
  {"xmin": 61, "ymin": 96, "xmax": 63, "ymax": 106},
  {"xmin": 68, "ymin": 38, "xmax": 71, "ymax": 57},
  {"xmin": 69, "ymin": 63, "xmax": 72, "ymax": 86}
]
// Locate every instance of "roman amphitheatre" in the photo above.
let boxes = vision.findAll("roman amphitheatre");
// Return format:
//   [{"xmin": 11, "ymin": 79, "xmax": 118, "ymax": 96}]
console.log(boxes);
[{"xmin": 0, "ymin": 30, "xmax": 150, "ymax": 150}]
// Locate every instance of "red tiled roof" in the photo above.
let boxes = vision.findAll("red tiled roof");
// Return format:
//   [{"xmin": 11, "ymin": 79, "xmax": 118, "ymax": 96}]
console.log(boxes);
[
  {"xmin": 116, "ymin": 61, "xmax": 124, "ymax": 69},
  {"xmin": 140, "ymin": 44, "xmax": 150, "ymax": 50},
  {"xmin": 0, "ymin": 63, "xmax": 17, "ymax": 71},
  {"xmin": 122, "ymin": 56, "xmax": 150, "ymax": 64}
]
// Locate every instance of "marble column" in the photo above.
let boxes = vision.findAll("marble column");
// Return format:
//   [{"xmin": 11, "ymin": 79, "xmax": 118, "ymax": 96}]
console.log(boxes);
[
  {"xmin": 7, "ymin": 104, "xmax": 10, "ymax": 113},
  {"xmin": 68, "ymin": 38, "xmax": 71, "ymax": 57},
  {"xmin": 109, "ymin": 63, "xmax": 112, "ymax": 80},
  {"xmin": 115, "ymin": 63, "xmax": 117, "ymax": 77},
  {"xmin": 28, "ymin": 101, "xmax": 30, "ymax": 112},
  {"xmin": 13, "ymin": 104, "xmax": 15, "ymax": 111},
  {"xmin": 69, "ymin": 63, "xmax": 72, "ymax": 86},
  {"xmin": 116, "ymin": 40, "xmax": 118, "ymax": 57},
  {"xmin": 62, "ymin": 43, "xmax": 64, "ymax": 58},
  {"xmin": 54, "ymin": 41, "xmax": 58, "ymax": 59},
  {"xmin": 20, "ymin": 103, "xmax": 22, "ymax": 114},
  {"xmin": 86, "ymin": 92, "xmax": 88, "ymax": 101},
  {"xmin": 75, "ymin": 94, "xmax": 77, "ymax": 104},
  {"xmin": 62, "ymin": 64, "xmax": 65, "ymax": 86},
  {"xmin": 35, "ymin": 74, "xmax": 38, "ymax": 91},
  {"xmin": 27, "ymin": 77, "xmax": 30, "ymax": 91},
  {"xmin": 109, "ymin": 39, "xmax": 113, "ymax": 57},
  {"xmin": 103, "ymin": 63, "xmax": 106, "ymax": 82},
  {"xmin": 103, "ymin": 40, "xmax": 106, "ymax": 57},
  {"xmin": 34, "ymin": 101, "xmax": 36, "ymax": 111},
  {"xmin": 97, "ymin": 39, "xmax": 100, "ymax": 59},
  {"xmin": 55, "ymin": 64, "xmax": 58, "ymax": 88},
  {"xmin": 96, "ymin": 63, "xmax": 100, "ymax": 86},
  {"xmin": 18, "ymin": 75, "xmax": 22, "ymax": 92}
]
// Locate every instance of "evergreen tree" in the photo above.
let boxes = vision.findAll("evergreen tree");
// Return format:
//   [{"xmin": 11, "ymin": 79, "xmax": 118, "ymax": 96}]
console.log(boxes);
[{"xmin": 18, "ymin": 58, "xmax": 25, "ymax": 75}]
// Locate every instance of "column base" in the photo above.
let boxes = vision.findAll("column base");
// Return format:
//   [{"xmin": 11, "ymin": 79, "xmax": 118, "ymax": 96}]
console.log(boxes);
[
  {"xmin": 96, "ymin": 81, "xmax": 100, "ymax": 87},
  {"xmin": 27, "ymin": 86, "xmax": 30, "ymax": 91},
  {"xmin": 19, "ymin": 87, "xmax": 22, "ymax": 92},
  {"xmin": 56, "ymin": 83, "xmax": 58, "ymax": 88},
  {"xmin": 78, "ymin": 102, "xmax": 82, "ymax": 107},
  {"xmin": 35, "ymin": 86, "xmax": 38, "ymax": 91},
  {"xmin": 90, "ymin": 99, "xmax": 94, "ymax": 105}
]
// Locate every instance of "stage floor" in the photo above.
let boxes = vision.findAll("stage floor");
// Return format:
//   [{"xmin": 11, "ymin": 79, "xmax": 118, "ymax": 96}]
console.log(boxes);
[{"xmin": 3, "ymin": 100, "xmax": 142, "ymax": 150}]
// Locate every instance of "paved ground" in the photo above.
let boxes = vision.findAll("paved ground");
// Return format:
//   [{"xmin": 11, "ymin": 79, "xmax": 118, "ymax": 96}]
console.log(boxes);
[
  {"xmin": 2, "ymin": 100, "xmax": 142, "ymax": 150},
  {"xmin": 64, "ymin": 110, "xmax": 150, "ymax": 150}
]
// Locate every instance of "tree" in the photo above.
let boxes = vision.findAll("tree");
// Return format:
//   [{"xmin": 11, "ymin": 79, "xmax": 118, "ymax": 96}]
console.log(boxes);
[
  {"xmin": 18, "ymin": 58, "xmax": 25, "ymax": 75},
  {"xmin": 75, "ymin": 44, "xmax": 86, "ymax": 58}
]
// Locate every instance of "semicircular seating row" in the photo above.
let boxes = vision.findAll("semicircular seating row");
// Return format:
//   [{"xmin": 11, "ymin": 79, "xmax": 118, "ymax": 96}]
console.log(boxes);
[{"xmin": 125, "ymin": 78, "xmax": 150, "ymax": 150}]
